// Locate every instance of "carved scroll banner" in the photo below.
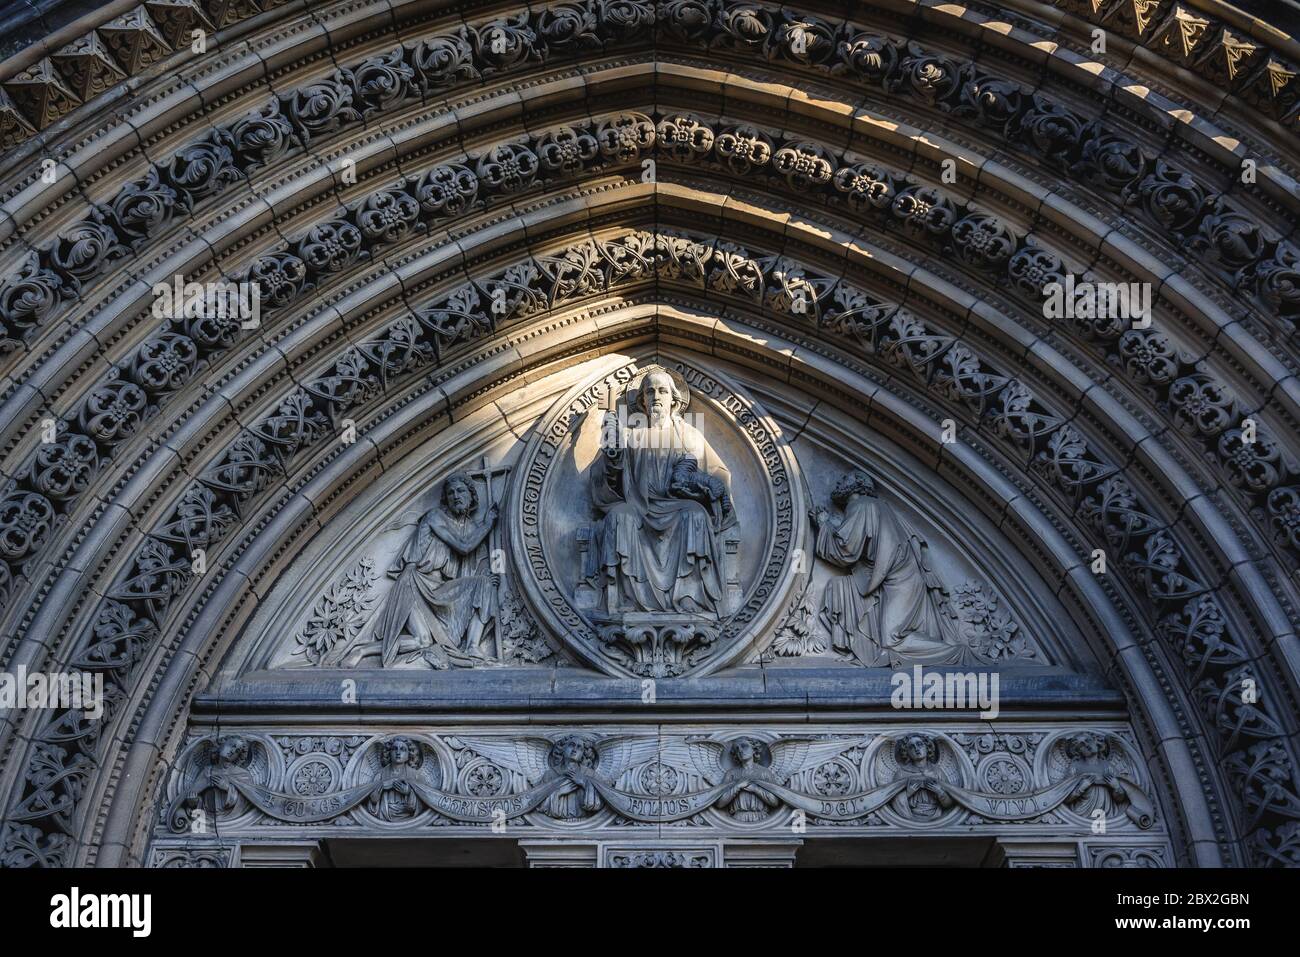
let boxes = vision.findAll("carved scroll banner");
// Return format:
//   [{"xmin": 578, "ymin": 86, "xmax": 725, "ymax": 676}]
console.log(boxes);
[
  {"xmin": 164, "ymin": 746, "xmax": 1153, "ymax": 829},
  {"xmin": 227, "ymin": 778, "xmax": 378, "ymax": 823},
  {"xmin": 591, "ymin": 779, "xmax": 730, "ymax": 822},
  {"xmin": 766, "ymin": 780, "xmax": 908, "ymax": 821},
  {"xmin": 407, "ymin": 778, "xmax": 565, "ymax": 822},
  {"xmin": 928, "ymin": 775, "xmax": 1153, "ymax": 827},
  {"xmin": 182, "ymin": 774, "xmax": 567, "ymax": 827},
  {"xmin": 1114, "ymin": 778, "xmax": 1157, "ymax": 828}
]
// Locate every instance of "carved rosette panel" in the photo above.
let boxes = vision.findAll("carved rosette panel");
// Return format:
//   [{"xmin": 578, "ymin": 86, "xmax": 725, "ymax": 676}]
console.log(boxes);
[
  {"xmin": 147, "ymin": 845, "xmax": 235, "ymax": 868},
  {"xmin": 603, "ymin": 846, "xmax": 718, "ymax": 867}
]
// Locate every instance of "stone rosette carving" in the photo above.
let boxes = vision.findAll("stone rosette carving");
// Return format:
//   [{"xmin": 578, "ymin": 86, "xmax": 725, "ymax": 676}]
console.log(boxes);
[
  {"xmin": 604, "ymin": 847, "xmax": 717, "ymax": 867},
  {"xmin": 1089, "ymin": 846, "xmax": 1168, "ymax": 868}
]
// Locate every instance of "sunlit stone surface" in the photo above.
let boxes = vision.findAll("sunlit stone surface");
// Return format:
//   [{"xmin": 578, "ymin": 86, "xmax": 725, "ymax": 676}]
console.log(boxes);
[{"xmin": 0, "ymin": 0, "xmax": 1298, "ymax": 868}]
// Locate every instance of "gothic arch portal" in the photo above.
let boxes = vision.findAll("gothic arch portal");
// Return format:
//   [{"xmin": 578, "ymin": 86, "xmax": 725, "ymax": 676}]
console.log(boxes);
[{"xmin": 0, "ymin": 0, "xmax": 1299, "ymax": 869}]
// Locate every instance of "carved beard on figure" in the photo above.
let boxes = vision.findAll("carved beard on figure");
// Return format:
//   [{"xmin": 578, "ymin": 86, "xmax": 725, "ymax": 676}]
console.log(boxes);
[
  {"xmin": 441, "ymin": 476, "xmax": 477, "ymax": 519},
  {"xmin": 639, "ymin": 372, "xmax": 677, "ymax": 425},
  {"xmin": 589, "ymin": 369, "xmax": 730, "ymax": 617}
]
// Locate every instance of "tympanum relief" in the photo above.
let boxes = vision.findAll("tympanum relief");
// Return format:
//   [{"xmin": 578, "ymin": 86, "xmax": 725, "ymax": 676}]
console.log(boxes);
[
  {"xmin": 806, "ymin": 469, "xmax": 1030, "ymax": 666},
  {"xmin": 573, "ymin": 365, "xmax": 746, "ymax": 675},
  {"xmin": 267, "ymin": 358, "xmax": 1047, "ymax": 676},
  {"xmin": 337, "ymin": 468, "xmax": 505, "ymax": 668},
  {"xmin": 584, "ymin": 367, "xmax": 736, "ymax": 618}
]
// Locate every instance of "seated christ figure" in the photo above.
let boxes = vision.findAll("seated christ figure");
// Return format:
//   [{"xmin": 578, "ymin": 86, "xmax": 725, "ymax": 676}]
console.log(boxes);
[{"xmin": 590, "ymin": 368, "xmax": 734, "ymax": 617}]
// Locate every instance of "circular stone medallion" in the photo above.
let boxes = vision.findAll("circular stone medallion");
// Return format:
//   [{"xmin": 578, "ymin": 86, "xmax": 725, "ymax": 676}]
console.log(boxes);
[{"xmin": 509, "ymin": 356, "xmax": 807, "ymax": 676}]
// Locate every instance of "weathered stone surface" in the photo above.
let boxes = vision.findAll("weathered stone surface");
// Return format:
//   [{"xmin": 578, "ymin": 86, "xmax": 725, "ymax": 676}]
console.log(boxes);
[{"xmin": 0, "ymin": 0, "xmax": 1297, "ymax": 870}]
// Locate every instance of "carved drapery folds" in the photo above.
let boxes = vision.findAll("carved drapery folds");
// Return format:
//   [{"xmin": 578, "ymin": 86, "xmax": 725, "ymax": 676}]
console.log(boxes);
[{"xmin": 267, "ymin": 365, "xmax": 1040, "ymax": 677}]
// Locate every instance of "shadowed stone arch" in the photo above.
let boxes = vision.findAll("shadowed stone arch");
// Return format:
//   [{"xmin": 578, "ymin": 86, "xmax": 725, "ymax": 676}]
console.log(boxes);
[
  {"xmin": 0, "ymin": 243, "xmax": 1237, "ymax": 863},
  {"xmin": 1, "ymin": 0, "xmax": 1298, "ymax": 869}
]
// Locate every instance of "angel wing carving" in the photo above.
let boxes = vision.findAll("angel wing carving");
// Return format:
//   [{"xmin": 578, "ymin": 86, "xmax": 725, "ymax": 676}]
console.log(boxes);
[
  {"xmin": 173, "ymin": 739, "xmax": 218, "ymax": 798},
  {"xmin": 592, "ymin": 735, "xmax": 666, "ymax": 783},
  {"xmin": 768, "ymin": 737, "xmax": 871, "ymax": 784},
  {"xmin": 166, "ymin": 737, "xmax": 255, "ymax": 832},
  {"xmin": 453, "ymin": 736, "xmax": 554, "ymax": 785},
  {"xmin": 678, "ymin": 739, "xmax": 728, "ymax": 786}
]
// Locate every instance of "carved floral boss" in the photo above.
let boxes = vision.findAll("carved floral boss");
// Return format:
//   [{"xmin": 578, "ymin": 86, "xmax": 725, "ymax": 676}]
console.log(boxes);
[{"xmin": 163, "ymin": 730, "xmax": 1156, "ymax": 831}]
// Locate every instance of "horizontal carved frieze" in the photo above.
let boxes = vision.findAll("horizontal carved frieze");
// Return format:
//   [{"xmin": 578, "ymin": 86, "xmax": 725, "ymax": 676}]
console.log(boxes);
[{"xmin": 152, "ymin": 727, "xmax": 1162, "ymax": 836}]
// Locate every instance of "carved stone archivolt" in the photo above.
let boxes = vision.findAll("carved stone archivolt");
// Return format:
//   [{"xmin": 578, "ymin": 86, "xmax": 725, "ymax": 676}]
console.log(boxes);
[
  {"xmin": 2, "ymin": 0, "xmax": 1299, "ymax": 872},
  {"xmin": 2, "ymin": 222, "xmax": 1289, "ymax": 868},
  {"xmin": 3, "ymin": 1, "xmax": 1295, "ymax": 151},
  {"xmin": 6, "ymin": 227, "xmax": 1293, "ymax": 867}
]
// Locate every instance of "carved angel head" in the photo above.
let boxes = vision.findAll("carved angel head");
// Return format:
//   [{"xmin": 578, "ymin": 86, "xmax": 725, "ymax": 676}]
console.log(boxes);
[
  {"xmin": 831, "ymin": 469, "xmax": 876, "ymax": 507},
  {"xmin": 1063, "ymin": 731, "xmax": 1111, "ymax": 763},
  {"xmin": 894, "ymin": 733, "xmax": 939, "ymax": 768},
  {"xmin": 441, "ymin": 472, "xmax": 479, "ymax": 517},
  {"xmin": 380, "ymin": 736, "xmax": 423, "ymax": 770},
  {"xmin": 549, "ymin": 735, "xmax": 598, "ymax": 771},
  {"xmin": 210, "ymin": 735, "xmax": 251, "ymax": 769},
  {"xmin": 728, "ymin": 736, "xmax": 772, "ymax": 768}
]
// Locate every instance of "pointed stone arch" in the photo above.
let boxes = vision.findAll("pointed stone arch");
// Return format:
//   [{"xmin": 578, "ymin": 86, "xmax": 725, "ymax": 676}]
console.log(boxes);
[{"xmin": 1, "ymin": 0, "xmax": 1297, "ymax": 868}]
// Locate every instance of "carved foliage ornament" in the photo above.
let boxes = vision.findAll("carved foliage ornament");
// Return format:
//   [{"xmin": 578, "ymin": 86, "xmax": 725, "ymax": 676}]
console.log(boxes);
[
  {"xmin": 0, "ymin": 0, "xmax": 1291, "ymax": 147},
  {"xmin": 6, "ymin": 12, "xmax": 1299, "ymax": 646},
  {"xmin": 4, "ymin": 2, "xmax": 1295, "ymax": 344},
  {"xmin": 0, "ymin": 112, "xmax": 659, "ymax": 603},
  {"xmin": 2, "ymin": 102, "xmax": 1294, "ymax": 631}
]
